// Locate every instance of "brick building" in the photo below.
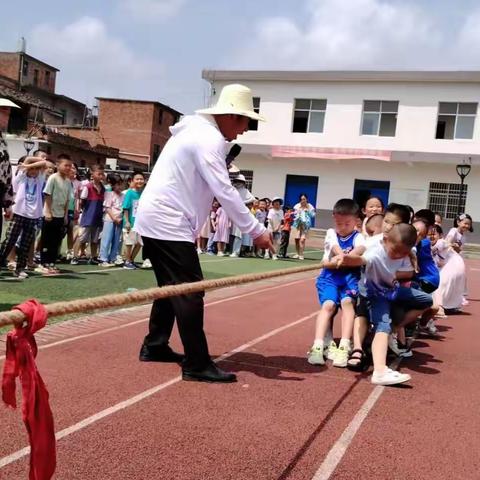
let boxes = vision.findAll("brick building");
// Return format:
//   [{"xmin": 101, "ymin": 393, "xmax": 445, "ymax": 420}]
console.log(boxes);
[
  {"xmin": 60, "ymin": 98, "xmax": 182, "ymax": 170},
  {"xmin": 0, "ymin": 42, "xmax": 119, "ymax": 166},
  {"xmin": 0, "ymin": 48, "xmax": 85, "ymax": 126}
]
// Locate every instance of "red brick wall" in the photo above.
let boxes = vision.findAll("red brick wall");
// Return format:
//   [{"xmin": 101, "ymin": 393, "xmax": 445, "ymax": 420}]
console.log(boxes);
[
  {"xmin": 97, "ymin": 100, "xmax": 155, "ymax": 165},
  {"xmin": 0, "ymin": 107, "xmax": 10, "ymax": 130},
  {"xmin": 150, "ymin": 106, "xmax": 177, "ymax": 161},
  {"xmin": 0, "ymin": 53, "xmax": 20, "ymax": 83},
  {"xmin": 21, "ymin": 57, "xmax": 56, "ymax": 93}
]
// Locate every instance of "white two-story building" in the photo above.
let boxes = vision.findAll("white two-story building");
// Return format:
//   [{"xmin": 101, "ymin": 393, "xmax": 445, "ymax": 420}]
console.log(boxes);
[{"xmin": 202, "ymin": 70, "xmax": 480, "ymax": 234}]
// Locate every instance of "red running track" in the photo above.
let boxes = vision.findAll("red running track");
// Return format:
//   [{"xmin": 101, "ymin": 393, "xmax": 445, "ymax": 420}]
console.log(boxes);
[{"xmin": 0, "ymin": 265, "xmax": 479, "ymax": 480}]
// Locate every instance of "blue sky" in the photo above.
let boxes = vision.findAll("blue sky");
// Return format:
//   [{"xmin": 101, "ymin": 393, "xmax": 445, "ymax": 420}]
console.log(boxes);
[{"xmin": 1, "ymin": 0, "xmax": 479, "ymax": 114}]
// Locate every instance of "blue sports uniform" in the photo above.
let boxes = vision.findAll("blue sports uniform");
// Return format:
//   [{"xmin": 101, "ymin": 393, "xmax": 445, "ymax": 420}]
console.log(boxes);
[{"xmin": 316, "ymin": 230, "xmax": 362, "ymax": 306}]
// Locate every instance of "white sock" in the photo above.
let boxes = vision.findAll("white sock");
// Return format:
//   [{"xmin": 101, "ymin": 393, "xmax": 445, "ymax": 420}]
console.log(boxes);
[
  {"xmin": 339, "ymin": 338, "xmax": 351, "ymax": 349},
  {"xmin": 313, "ymin": 339, "xmax": 324, "ymax": 350}
]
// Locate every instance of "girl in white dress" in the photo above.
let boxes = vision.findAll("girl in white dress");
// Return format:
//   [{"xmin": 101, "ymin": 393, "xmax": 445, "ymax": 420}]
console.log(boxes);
[
  {"xmin": 445, "ymin": 213, "xmax": 473, "ymax": 306},
  {"xmin": 430, "ymin": 225, "xmax": 466, "ymax": 313}
]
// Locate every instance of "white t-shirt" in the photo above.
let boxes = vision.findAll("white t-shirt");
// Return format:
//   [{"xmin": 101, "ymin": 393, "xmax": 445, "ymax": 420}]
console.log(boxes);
[
  {"xmin": 432, "ymin": 238, "xmax": 453, "ymax": 268},
  {"xmin": 359, "ymin": 240, "xmax": 413, "ymax": 296},
  {"xmin": 12, "ymin": 171, "xmax": 46, "ymax": 219},
  {"xmin": 323, "ymin": 228, "xmax": 366, "ymax": 261},
  {"xmin": 267, "ymin": 208, "xmax": 283, "ymax": 232},
  {"xmin": 446, "ymin": 228, "xmax": 464, "ymax": 248},
  {"xmin": 134, "ymin": 114, "xmax": 265, "ymax": 243}
]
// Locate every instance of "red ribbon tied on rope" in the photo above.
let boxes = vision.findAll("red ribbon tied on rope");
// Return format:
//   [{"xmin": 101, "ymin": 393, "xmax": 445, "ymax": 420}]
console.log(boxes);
[{"xmin": 2, "ymin": 299, "xmax": 56, "ymax": 480}]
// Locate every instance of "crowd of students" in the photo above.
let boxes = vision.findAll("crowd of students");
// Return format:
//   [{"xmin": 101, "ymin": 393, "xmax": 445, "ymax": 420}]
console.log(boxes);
[
  {"xmin": 196, "ymin": 173, "xmax": 317, "ymax": 260},
  {"xmin": 0, "ymin": 150, "xmax": 150, "ymax": 278},
  {"xmin": 307, "ymin": 196, "xmax": 472, "ymax": 386}
]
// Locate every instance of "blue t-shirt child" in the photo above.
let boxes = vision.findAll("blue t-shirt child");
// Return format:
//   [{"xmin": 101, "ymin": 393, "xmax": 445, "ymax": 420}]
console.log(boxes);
[
  {"xmin": 122, "ymin": 188, "xmax": 142, "ymax": 226},
  {"xmin": 316, "ymin": 229, "xmax": 365, "ymax": 305},
  {"xmin": 414, "ymin": 238, "xmax": 440, "ymax": 292}
]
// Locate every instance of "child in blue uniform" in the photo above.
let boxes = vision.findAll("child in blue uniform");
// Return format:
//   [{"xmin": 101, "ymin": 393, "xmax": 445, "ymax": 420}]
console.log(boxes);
[{"xmin": 308, "ymin": 199, "xmax": 366, "ymax": 367}]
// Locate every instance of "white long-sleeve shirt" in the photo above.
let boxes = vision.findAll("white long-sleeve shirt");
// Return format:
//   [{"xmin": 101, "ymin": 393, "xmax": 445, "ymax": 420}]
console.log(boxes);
[{"xmin": 134, "ymin": 114, "xmax": 266, "ymax": 243}]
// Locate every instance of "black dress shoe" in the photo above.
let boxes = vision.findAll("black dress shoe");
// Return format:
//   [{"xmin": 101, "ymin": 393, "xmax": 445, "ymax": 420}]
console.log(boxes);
[
  {"xmin": 139, "ymin": 344, "xmax": 184, "ymax": 363},
  {"xmin": 182, "ymin": 363, "xmax": 237, "ymax": 383}
]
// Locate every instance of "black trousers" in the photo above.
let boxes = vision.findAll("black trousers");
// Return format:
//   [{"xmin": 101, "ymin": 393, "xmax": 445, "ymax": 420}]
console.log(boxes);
[
  {"xmin": 40, "ymin": 217, "xmax": 64, "ymax": 265},
  {"xmin": 279, "ymin": 231, "xmax": 290, "ymax": 258},
  {"xmin": 142, "ymin": 237, "xmax": 210, "ymax": 370}
]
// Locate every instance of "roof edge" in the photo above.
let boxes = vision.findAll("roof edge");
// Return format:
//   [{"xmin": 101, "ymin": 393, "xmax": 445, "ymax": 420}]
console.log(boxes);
[{"xmin": 202, "ymin": 69, "xmax": 480, "ymax": 83}]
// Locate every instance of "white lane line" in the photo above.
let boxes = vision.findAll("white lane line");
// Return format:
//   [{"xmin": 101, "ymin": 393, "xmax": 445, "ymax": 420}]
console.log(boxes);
[
  {"xmin": 0, "ymin": 276, "xmax": 314, "ymax": 361},
  {"xmin": 311, "ymin": 357, "xmax": 402, "ymax": 480},
  {"xmin": 0, "ymin": 310, "xmax": 318, "ymax": 470}
]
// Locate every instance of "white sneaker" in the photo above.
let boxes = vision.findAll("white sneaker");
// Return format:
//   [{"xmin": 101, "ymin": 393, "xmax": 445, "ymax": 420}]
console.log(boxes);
[
  {"xmin": 299, "ymin": 256, "xmax": 304, "ymax": 261},
  {"xmin": 332, "ymin": 346, "xmax": 350, "ymax": 368},
  {"xmin": 7, "ymin": 261, "xmax": 16, "ymax": 271},
  {"xmin": 388, "ymin": 335, "xmax": 407, "ymax": 357},
  {"xmin": 196, "ymin": 248, "xmax": 203, "ymax": 255},
  {"xmin": 13, "ymin": 270, "xmax": 28, "ymax": 280},
  {"xmin": 425, "ymin": 319, "xmax": 438, "ymax": 335},
  {"xmin": 325, "ymin": 341, "xmax": 338, "ymax": 361},
  {"xmin": 292, "ymin": 254, "xmax": 299, "ymax": 259},
  {"xmin": 264, "ymin": 253, "xmax": 270, "ymax": 259},
  {"xmin": 230, "ymin": 252, "xmax": 238, "ymax": 258},
  {"xmin": 272, "ymin": 254, "xmax": 278, "ymax": 260},
  {"xmin": 141, "ymin": 259, "xmax": 152, "ymax": 269},
  {"xmin": 115, "ymin": 256, "xmax": 124, "ymax": 266},
  {"xmin": 307, "ymin": 346, "xmax": 325, "ymax": 365},
  {"xmin": 462, "ymin": 297, "xmax": 469, "ymax": 307},
  {"xmin": 217, "ymin": 252, "xmax": 225, "ymax": 257},
  {"xmin": 371, "ymin": 368, "xmax": 411, "ymax": 386}
]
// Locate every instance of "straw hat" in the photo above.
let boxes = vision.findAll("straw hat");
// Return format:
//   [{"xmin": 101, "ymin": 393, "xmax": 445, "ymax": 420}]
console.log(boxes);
[{"xmin": 197, "ymin": 84, "xmax": 266, "ymax": 122}]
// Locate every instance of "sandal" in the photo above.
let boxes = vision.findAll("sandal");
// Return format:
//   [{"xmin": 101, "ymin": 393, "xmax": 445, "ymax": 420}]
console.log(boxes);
[{"xmin": 347, "ymin": 349, "xmax": 369, "ymax": 372}]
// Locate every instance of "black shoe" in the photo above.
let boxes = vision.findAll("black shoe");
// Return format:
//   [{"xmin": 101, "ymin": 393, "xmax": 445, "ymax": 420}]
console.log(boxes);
[
  {"xmin": 182, "ymin": 363, "xmax": 237, "ymax": 383},
  {"xmin": 139, "ymin": 344, "xmax": 184, "ymax": 363}
]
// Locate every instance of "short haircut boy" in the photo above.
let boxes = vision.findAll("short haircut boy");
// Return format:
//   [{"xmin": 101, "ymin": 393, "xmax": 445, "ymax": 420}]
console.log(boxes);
[
  {"xmin": 385, "ymin": 203, "xmax": 411, "ymax": 224},
  {"xmin": 57, "ymin": 153, "xmax": 72, "ymax": 163},
  {"xmin": 333, "ymin": 198, "xmax": 360, "ymax": 217},
  {"xmin": 414, "ymin": 209, "xmax": 435, "ymax": 228}
]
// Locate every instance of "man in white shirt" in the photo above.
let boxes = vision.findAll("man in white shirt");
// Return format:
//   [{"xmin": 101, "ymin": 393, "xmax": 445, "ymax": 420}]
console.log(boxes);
[{"xmin": 135, "ymin": 84, "xmax": 272, "ymax": 383}]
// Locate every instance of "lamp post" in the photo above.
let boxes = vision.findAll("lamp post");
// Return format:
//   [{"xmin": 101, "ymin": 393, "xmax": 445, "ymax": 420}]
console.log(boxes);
[
  {"xmin": 456, "ymin": 157, "xmax": 472, "ymax": 216},
  {"xmin": 23, "ymin": 139, "xmax": 35, "ymax": 155}
]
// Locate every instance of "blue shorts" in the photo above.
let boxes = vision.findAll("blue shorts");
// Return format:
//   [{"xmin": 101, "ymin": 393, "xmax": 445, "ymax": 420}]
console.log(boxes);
[{"xmin": 316, "ymin": 272, "xmax": 359, "ymax": 306}]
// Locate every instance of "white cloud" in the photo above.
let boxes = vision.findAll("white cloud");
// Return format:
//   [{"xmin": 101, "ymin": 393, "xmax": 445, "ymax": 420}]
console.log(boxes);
[
  {"xmin": 29, "ymin": 17, "xmax": 165, "ymax": 104},
  {"xmin": 233, "ymin": 0, "xmax": 480, "ymax": 70},
  {"xmin": 119, "ymin": 0, "xmax": 186, "ymax": 23}
]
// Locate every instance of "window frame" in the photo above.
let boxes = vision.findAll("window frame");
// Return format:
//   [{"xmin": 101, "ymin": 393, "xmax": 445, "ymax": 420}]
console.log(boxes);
[
  {"xmin": 291, "ymin": 98, "xmax": 327, "ymax": 134},
  {"xmin": 435, "ymin": 102, "xmax": 477, "ymax": 140},
  {"xmin": 427, "ymin": 181, "xmax": 468, "ymax": 219},
  {"xmin": 360, "ymin": 100, "xmax": 399, "ymax": 137}
]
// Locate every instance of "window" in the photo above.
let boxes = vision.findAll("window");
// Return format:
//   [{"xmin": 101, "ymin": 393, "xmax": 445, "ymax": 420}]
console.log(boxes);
[
  {"xmin": 427, "ymin": 182, "xmax": 468, "ymax": 219},
  {"xmin": 436, "ymin": 102, "xmax": 477, "ymax": 140},
  {"xmin": 45, "ymin": 71, "xmax": 51, "ymax": 87},
  {"xmin": 229, "ymin": 169, "xmax": 254, "ymax": 191},
  {"xmin": 361, "ymin": 100, "xmax": 398, "ymax": 136},
  {"xmin": 158, "ymin": 110, "xmax": 163, "ymax": 125},
  {"xmin": 248, "ymin": 97, "xmax": 261, "ymax": 131},
  {"xmin": 292, "ymin": 99, "xmax": 326, "ymax": 133},
  {"xmin": 33, "ymin": 69, "xmax": 39, "ymax": 86},
  {"xmin": 22, "ymin": 60, "xmax": 29, "ymax": 77}
]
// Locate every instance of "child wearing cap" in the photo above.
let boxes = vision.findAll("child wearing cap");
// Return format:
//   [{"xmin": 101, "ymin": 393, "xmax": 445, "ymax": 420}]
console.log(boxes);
[{"xmin": 266, "ymin": 197, "xmax": 283, "ymax": 260}]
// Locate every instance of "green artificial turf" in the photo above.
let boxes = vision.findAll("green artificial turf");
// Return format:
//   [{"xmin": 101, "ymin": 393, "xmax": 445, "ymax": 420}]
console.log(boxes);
[{"xmin": 0, "ymin": 249, "xmax": 323, "ymax": 332}]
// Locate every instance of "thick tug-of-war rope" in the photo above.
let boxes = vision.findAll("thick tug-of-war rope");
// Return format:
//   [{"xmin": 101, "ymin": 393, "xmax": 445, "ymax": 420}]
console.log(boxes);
[{"xmin": 0, "ymin": 263, "xmax": 323, "ymax": 328}]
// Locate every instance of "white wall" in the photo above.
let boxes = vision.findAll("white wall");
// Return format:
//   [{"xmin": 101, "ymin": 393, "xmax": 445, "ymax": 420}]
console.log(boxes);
[
  {"xmin": 239, "ymin": 154, "xmax": 479, "ymax": 214},
  {"xmin": 211, "ymin": 80, "xmax": 480, "ymax": 157}
]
